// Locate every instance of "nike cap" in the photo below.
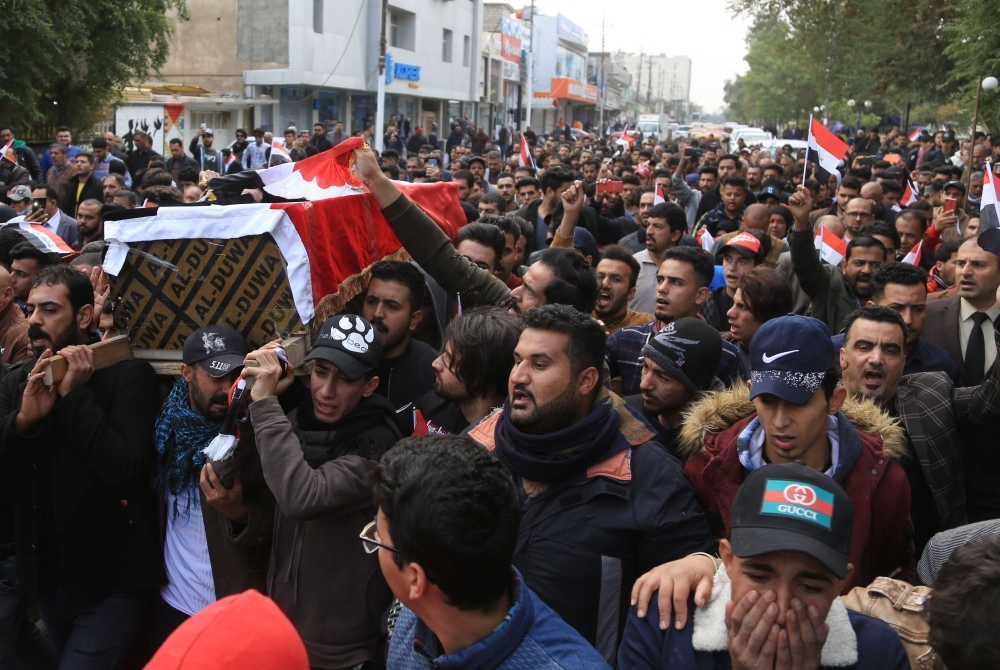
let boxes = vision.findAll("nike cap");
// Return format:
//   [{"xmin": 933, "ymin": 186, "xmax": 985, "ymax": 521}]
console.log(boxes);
[
  {"xmin": 749, "ymin": 315, "xmax": 837, "ymax": 405},
  {"xmin": 731, "ymin": 462, "xmax": 854, "ymax": 579}
]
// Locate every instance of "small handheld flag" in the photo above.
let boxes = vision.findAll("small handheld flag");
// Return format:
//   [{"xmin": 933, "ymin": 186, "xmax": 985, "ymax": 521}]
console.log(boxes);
[
  {"xmin": 901, "ymin": 180, "xmax": 919, "ymax": 207},
  {"xmin": 654, "ymin": 184, "xmax": 666, "ymax": 205},
  {"xmin": 0, "ymin": 140, "xmax": 15, "ymax": 165},
  {"xmin": 805, "ymin": 116, "xmax": 849, "ymax": 184},
  {"xmin": 519, "ymin": 140, "xmax": 537, "ymax": 171},
  {"xmin": 902, "ymin": 240, "xmax": 923, "ymax": 266},
  {"xmin": 814, "ymin": 226, "xmax": 848, "ymax": 266},
  {"xmin": 699, "ymin": 228, "xmax": 715, "ymax": 252},
  {"xmin": 269, "ymin": 141, "xmax": 292, "ymax": 166}
]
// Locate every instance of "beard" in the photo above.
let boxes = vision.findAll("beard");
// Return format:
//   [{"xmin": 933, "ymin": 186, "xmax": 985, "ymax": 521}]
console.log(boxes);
[
  {"xmin": 508, "ymin": 383, "xmax": 579, "ymax": 434},
  {"xmin": 369, "ymin": 318, "xmax": 407, "ymax": 354},
  {"xmin": 28, "ymin": 321, "xmax": 80, "ymax": 359},
  {"xmin": 434, "ymin": 373, "xmax": 469, "ymax": 404},
  {"xmin": 189, "ymin": 377, "xmax": 230, "ymax": 422}
]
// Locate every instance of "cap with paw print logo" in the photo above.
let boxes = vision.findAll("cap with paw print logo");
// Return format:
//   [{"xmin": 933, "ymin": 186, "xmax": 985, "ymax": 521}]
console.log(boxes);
[{"xmin": 305, "ymin": 315, "xmax": 382, "ymax": 380}]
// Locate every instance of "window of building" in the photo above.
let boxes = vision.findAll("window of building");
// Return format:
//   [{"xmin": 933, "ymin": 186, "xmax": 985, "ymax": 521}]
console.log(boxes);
[
  {"xmin": 442, "ymin": 29, "xmax": 453, "ymax": 63},
  {"xmin": 463, "ymin": 35, "xmax": 471, "ymax": 67},
  {"xmin": 189, "ymin": 111, "xmax": 232, "ymax": 131},
  {"xmin": 388, "ymin": 8, "xmax": 415, "ymax": 50},
  {"xmin": 313, "ymin": 0, "xmax": 323, "ymax": 33}
]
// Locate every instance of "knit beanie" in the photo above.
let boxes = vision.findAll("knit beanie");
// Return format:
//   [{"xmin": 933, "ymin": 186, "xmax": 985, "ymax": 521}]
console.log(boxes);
[{"xmin": 640, "ymin": 318, "xmax": 723, "ymax": 394}]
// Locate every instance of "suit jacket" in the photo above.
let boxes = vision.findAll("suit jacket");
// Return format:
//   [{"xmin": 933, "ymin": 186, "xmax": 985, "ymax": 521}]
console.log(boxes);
[
  {"xmin": 54, "ymin": 212, "xmax": 80, "ymax": 247},
  {"xmin": 922, "ymin": 296, "xmax": 978, "ymax": 386},
  {"xmin": 920, "ymin": 301, "xmax": 1000, "ymax": 521}
]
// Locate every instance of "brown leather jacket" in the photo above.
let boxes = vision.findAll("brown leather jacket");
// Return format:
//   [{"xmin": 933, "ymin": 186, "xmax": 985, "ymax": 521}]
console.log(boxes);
[{"xmin": 842, "ymin": 577, "xmax": 935, "ymax": 669}]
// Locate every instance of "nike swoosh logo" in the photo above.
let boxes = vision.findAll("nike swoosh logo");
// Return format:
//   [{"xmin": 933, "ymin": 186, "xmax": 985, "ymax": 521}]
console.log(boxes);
[{"xmin": 762, "ymin": 350, "xmax": 800, "ymax": 364}]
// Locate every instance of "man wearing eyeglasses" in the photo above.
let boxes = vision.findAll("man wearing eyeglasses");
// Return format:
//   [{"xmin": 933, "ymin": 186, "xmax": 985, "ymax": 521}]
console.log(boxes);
[
  {"xmin": 366, "ymin": 434, "xmax": 610, "ymax": 669},
  {"xmin": 239, "ymin": 314, "xmax": 402, "ymax": 670}
]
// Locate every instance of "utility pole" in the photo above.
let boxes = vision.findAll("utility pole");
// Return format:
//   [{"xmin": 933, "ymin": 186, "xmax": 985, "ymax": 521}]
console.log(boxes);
[
  {"xmin": 524, "ymin": 0, "xmax": 535, "ymax": 131},
  {"xmin": 374, "ymin": 0, "xmax": 388, "ymax": 152},
  {"xmin": 598, "ymin": 17, "xmax": 605, "ymax": 135},
  {"xmin": 646, "ymin": 54, "xmax": 652, "ymax": 106},
  {"xmin": 637, "ymin": 47, "xmax": 643, "ymax": 116}
]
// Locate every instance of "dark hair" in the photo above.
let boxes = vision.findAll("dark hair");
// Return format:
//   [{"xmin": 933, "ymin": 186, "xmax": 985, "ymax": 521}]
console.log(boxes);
[
  {"xmin": 512, "ymin": 215, "xmax": 533, "ymax": 242},
  {"xmin": 114, "ymin": 190, "xmax": 138, "ymax": 207},
  {"xmin": 934, "ymin": 240, "xmax": 962, "ymax": 263},
  {"xmin": 0, "ymin": 125, "xmax": 11, "ymax": 134},
  {"xmin": 55, "ymin": 125, "xmax": 70, "ymax": 133},
  {"xmin": 381, "ymin": 149, "xmax": 400, "ymax": 160},
  {"xmin": 599, "ymin": 244, "xmax": 642, "ymax": 288},
  {"xmin": 369, "ymin": 434, "xmax": 521, "ymax": 611},
  {"xmin": 143, "ymin": 185, "xmax": 184, "ymax": 205},
  {"xmin": 177, "ymin": 166, "xmax": 200, "ymax": 184},
  {"xmin": 141, "ymin": 171, "xmax": 173, "ymax": 189},
  {"xmin": 858, "ymin": 221, "xmax": 900, "ymax": 251},
  {"xmin": 897, "ymin": 208, "xmax": 928, "ymax": 234},
  {"xmin": 926, "ymin": 536, "xmax": 1000, "ymax": 670},
  {"xmin": 108, "ymin": 160, "xmax": 126, "ymax": 176},
  {"xmin": 720, "ymin": 175, "xmax": 747, "ymax": 191},
  {"xmin": 879, "ymin": 178, "xmax": 903, "ymax": 195},
  {"xmin": 717, "ymin": 153, "xmax": 740, "ymax": 167},
  {"xmin": 168, "ymin": 138, "xmax": 183, "ymax": 147},
  {"xmin": 536, "ymin": 247, "xmax": 598, "ymax": 314},
  {"xmin": 10, "ymin": 242, "xmax": 59, "ymax": 268},
  {"xmin": 101, "ymin": 202, "xmax": 127, "ymax": 218},
  {"xmin": 487, "ymin": 215, "xmax": 521, "ymax": 243},
  {"xmin": 871, "ymin": 262, "xmax": 927, "ymax": 300},
  {"xmin": 381, "ymin": 164, "xmax": 400, "ymax": 180},
  {"xmin": 647, "ymin": 202, "xmax": 688, "ymax": 234},
  {"xmin": 478, "ymin": 191, "xmax": 506, "ymax": 210},
  {"xmin": 842, "ymin": 305, "xmax": 906, "ymax": 348},
  {"xmin": 521, "ymin": 303, "xmax": 605, "ymax": 378},
  {"xmin": 35, "ymin": 184, "xmax": 58, "ymax": 202},
  {"xmin": 69, "ymin": 252, "xmax": 102, "ymax": 269},
  {"xmin": 724, "ymin": 229, "xmax": 772, "ymax": 266},
  {"xmin": 839, "ymin": 176, "xmax": 862, "ymax": 192},
  {"xmin": 457, "ymin": 222, "xmax": 505, "ymax": 271},
  {"xmin": 0, "ymin": 228, "xmax": 26, "ymax": 267},
  {"xmin": 769, "ymin": 205, "xmax": 793, "ymax": 230},
  {"xmin": 451, "ymin": 169, "xmax": 474, "ymax": 189},
  {"xmin": 845, "ymin": 236, "xmax": 886, "ymax": 261},
  {"xmin": 367, "ymin": 259, "xmax": 426, "ymax": 313},
  {"xmin": 103, "ymin": 173, "xmax": 125, "ymax": 189},
  {"xmin": 737, "ymin": 268, "xmax": 792, "ymax": 323},
  {"xmin": 539, "ymin": 164, "xmax": 576, "ymax": 193},
  {"xmin": 514, "ymin": 176, "xmax": 540, "ymax": 192},
  {"xmin": 91, "ymin": 137, "xmax": 108, "ymax": 150},
  {"xmin": 133, "ymin": 130, "xmax": 150, "ymax": 142},
  {"xmin": 442, "ymin": 307, "xmax": 522, "ymax": 399},
  {"xmin": 31, "ymin": 264, "xmax": 94, "ymax": 316},
  {"xmin": 698, "ymin": 165, "xmax": 719, "ymax": 177},
  {"xmin": 662, "ymin": 246, "xmax": 715, "ymax": 288},
  {"xmin": 621, "ymin": 174, "xmax": 641, "ymax": 186}
]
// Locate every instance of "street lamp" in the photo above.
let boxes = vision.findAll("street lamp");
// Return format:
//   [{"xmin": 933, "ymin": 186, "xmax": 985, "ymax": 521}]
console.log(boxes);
[{"xmin": 967, "ymin": 76, "xmax": 999, "ymax": 192}]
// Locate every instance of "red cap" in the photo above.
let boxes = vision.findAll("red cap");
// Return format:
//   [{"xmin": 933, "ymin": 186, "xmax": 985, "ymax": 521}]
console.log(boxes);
[
  {"xmin": 721, "ymin": 231, "xmax": 762, "ymax": 258},
  {"xmin": 145, "ymin": 591, "xmax": 309, "ymax": 670}
]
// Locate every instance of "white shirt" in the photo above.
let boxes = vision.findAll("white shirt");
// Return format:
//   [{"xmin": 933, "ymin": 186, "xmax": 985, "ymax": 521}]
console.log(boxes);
[
  {"xmin": 45, "ymin": 208, "xmax": 62, "ymax": 233},
  {"xmin": 161, "ymin": 485, "xmax": 216, "ymax": 616},
  {"xmin": 958, "ymin": 298, "xmax": 1000, "ymax": 375},
  {"xmin": 629, "ymin": 249, "xmax": 659, "ymax": 314}
]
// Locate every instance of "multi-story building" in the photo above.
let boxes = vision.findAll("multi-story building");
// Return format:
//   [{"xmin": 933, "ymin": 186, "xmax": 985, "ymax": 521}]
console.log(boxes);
[
  {"xmin": 620, "ymin": 52, "xmax": 692, "ymax": 119},
  {"xmin": 587, "ymin": 52, "xmax": 633, "ymax": 129},
  {"xmin": 153, "ymin": 0, "xmax": 483, "ymax": 143},
  {"xmin": 524, "ymin": 12, "xmax": 594, "ymax": 132}
]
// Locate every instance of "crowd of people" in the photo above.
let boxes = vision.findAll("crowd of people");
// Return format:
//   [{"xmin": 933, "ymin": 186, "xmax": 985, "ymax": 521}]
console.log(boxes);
[{"xmin": 0, "ymin": 115, "xmax": 997, "ymax": 670}]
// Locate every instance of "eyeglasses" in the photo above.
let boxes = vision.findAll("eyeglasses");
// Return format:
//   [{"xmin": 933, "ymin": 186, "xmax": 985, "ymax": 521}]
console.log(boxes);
[{"xmin": 360, "ymin": 520, "xmax": 402, "ymax": 555}]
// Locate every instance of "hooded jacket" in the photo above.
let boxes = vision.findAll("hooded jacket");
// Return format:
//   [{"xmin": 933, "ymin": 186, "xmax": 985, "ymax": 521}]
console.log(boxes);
[
  {"xmin": 678, "ymin": 384, "xmax": 915, "ymax": 592},
  {"xmin": 248, "ymin": 393, "xmax": 401, "ymax": 669}
]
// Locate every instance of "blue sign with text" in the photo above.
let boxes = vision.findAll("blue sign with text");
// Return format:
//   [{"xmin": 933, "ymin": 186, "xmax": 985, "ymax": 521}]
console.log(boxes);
[{"xmin": 394, "ymin": 62, "xmax": 421, "ymax": 81}]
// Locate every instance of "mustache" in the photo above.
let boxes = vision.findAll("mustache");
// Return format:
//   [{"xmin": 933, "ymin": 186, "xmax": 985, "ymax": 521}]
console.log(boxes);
[
  {"xmin": 208, "ymin": 392, "xmax": 229, "ymax": 406},
  {"xmin": 861, "ymin": 364, "xmax": 886, "ymax": 376},
  {"xmin": 512, "ymin": 384, "xmax": 534, "ymax": 403},
  {"xmin": 369, "ymin": 318, "xmax": 387, "ymax": 331},
  {"xmin": 27, "ymin": 325, "xmax": 50, "ymax": 341}
]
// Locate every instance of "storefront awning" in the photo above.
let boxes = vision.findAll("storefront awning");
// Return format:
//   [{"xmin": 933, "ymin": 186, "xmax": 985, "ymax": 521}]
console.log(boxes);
[{"xmin": 534, "ymin": 78, "xmax": 597, "ymax": 104}]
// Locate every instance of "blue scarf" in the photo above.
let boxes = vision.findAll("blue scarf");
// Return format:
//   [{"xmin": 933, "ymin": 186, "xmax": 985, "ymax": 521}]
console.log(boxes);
[{"xmin": 154, "ymin": 378, "xmax": 223, "ymax": 516}]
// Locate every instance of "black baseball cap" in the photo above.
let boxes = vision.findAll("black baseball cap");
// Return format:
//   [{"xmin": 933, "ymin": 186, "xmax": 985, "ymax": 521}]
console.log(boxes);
[
  {"xmin": 183, "ymin": 326, "xmax": 248, "ymax": 378},
  {"xmin": 749, "ymin": 315, "xmax": 837, "ymax": 405},
  {"xmin": 730, "ymin": 462, "xmax": 854, "ymax": 578},
  {"xmin": 305, "ymin": 315, "xmax": 382, "ymax": 381}
]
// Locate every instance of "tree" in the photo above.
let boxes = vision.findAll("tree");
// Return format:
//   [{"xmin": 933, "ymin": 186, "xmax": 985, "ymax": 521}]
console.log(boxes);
[
  {"xmin": 0, "ymin": 0, "xmax": 187, "ymax": 133},
  {"xmin": 944, "ymin": 0, "xmax": 1000, "ymax": 133}
]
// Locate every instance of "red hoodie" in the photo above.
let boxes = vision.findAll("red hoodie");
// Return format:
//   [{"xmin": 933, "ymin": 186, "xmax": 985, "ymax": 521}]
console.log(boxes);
[{"xmin": 145, "ymin": 591, "xmax": 309, "ymax": 670}]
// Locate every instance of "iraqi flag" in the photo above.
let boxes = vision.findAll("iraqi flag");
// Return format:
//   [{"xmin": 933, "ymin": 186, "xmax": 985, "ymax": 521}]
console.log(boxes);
[
  {"xmin": 615, "ymin": 125, "xmax": 634, "ymax": 153},
  {"xmin": 519, "ymin": 140, "xmax": 537, "ymax": 171},
  {"xmin": 257, "ymin": 137, "xmax": 466, "ymax": 234},
  {"xmin": 654, "ymin": 184, "xmax": 666, "ymax": 205},
  {"xmin": 699, "ymin": 228, "xmax": 715, "ymax": 252},
  {"xmin": 269, "ymin": 141, "xmax": 292, "ymax": 166},
  {"xmin": 0, "ymin": 140, "xmax": 15, "ymax": 165},
  {"xmin": 2, "ymin": 220, "xmax": 75, "ymax": 255},
  {"xmin": 814, "ymin": 225, "xmax": 848, "ymax": 266},
  {"xmin": 901, "ymin": 180, "xmax": 919, "ymax": 206},
  {"xmin": 980, "ymin": 166, "xmax": 1000, "ymax": 232},
  {"xmin": 805, "ymin": 116, "xmax": 848, "ymax": 184},
  {"xmin": 902, "ymin": 239, "xmax": 924, "ymax": 266},
  {"xmin": 908, "ymin": 128, "xmax": 923, "ymax": 142}
]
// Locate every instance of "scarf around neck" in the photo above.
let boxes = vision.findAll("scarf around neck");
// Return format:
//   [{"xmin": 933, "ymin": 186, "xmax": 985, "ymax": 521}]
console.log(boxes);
[
  {"xmin": 154, "ymin": 377, "xmax": 223, "ymax": 516},
  {"xmin": 494, "ymin": 389, "xmax": 655, "ymax": 483}
]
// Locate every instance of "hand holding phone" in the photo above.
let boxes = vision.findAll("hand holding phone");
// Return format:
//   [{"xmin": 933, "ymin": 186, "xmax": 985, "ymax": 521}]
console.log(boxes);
[
  {"xmin": 943, "ymin": 198, "xmax": 958, "ymax": 214},
  {"xmin": 32, "ymin": 197, "xmax": 45, "ymax": 213},
  {"xmin": 597, "ymin": 180, "xmax": 623, "ymax": 194}
]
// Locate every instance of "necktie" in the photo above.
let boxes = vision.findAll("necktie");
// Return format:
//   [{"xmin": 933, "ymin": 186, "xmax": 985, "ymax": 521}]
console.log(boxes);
[{"xmin": 965, "ymin": 312, "xmax": 990, "ymax": 385}]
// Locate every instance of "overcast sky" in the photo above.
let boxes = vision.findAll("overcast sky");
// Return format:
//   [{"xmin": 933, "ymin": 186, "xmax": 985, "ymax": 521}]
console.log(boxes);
[{"xmin": 531, "ymin": 0, "xmax": 749, "ymax": 113}]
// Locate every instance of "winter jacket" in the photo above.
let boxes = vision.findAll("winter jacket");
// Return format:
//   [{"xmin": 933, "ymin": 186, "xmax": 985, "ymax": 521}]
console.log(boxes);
[
  {"xmin": 248, "ymin": 394, "xmax": 400, "ymax": 668},
  {"xmin": 788, "ymin": 224, "xmax": 862, "ymax": 334},
  {"xmin": 695, "ymin": 184, "xmax": 757, "ymax": 221},
  {"xmin": 8, "ymin": 142, "xmax": 42, "ymax": 182},
  {"xmin": 59, "ymin": 173, "xmax": 104, "ymax": 218},
  {"xmin": 469, "ymin": 406, "xmax": 714, "ymax": 665},
  {"xmin": 696, "ymin": 203, "xmax": 744, "ymax": 237},
  {"xmin": 618, "ymin": 566, "xmax": 910, "ymax": 670},
  {"xmin": 0, "ymin": 162, "xmax": 29, "ymax": 191},
  {"xmin": 388, "ymin": 569, "xmax": 610, "ymax": 670},
  {"xmin": 0, "ymin": 358, "xmax": 166, "ymax": 608},
  {"xmin": 678, "ymin": 384, "xmax": 915, "ymax": 592}
]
